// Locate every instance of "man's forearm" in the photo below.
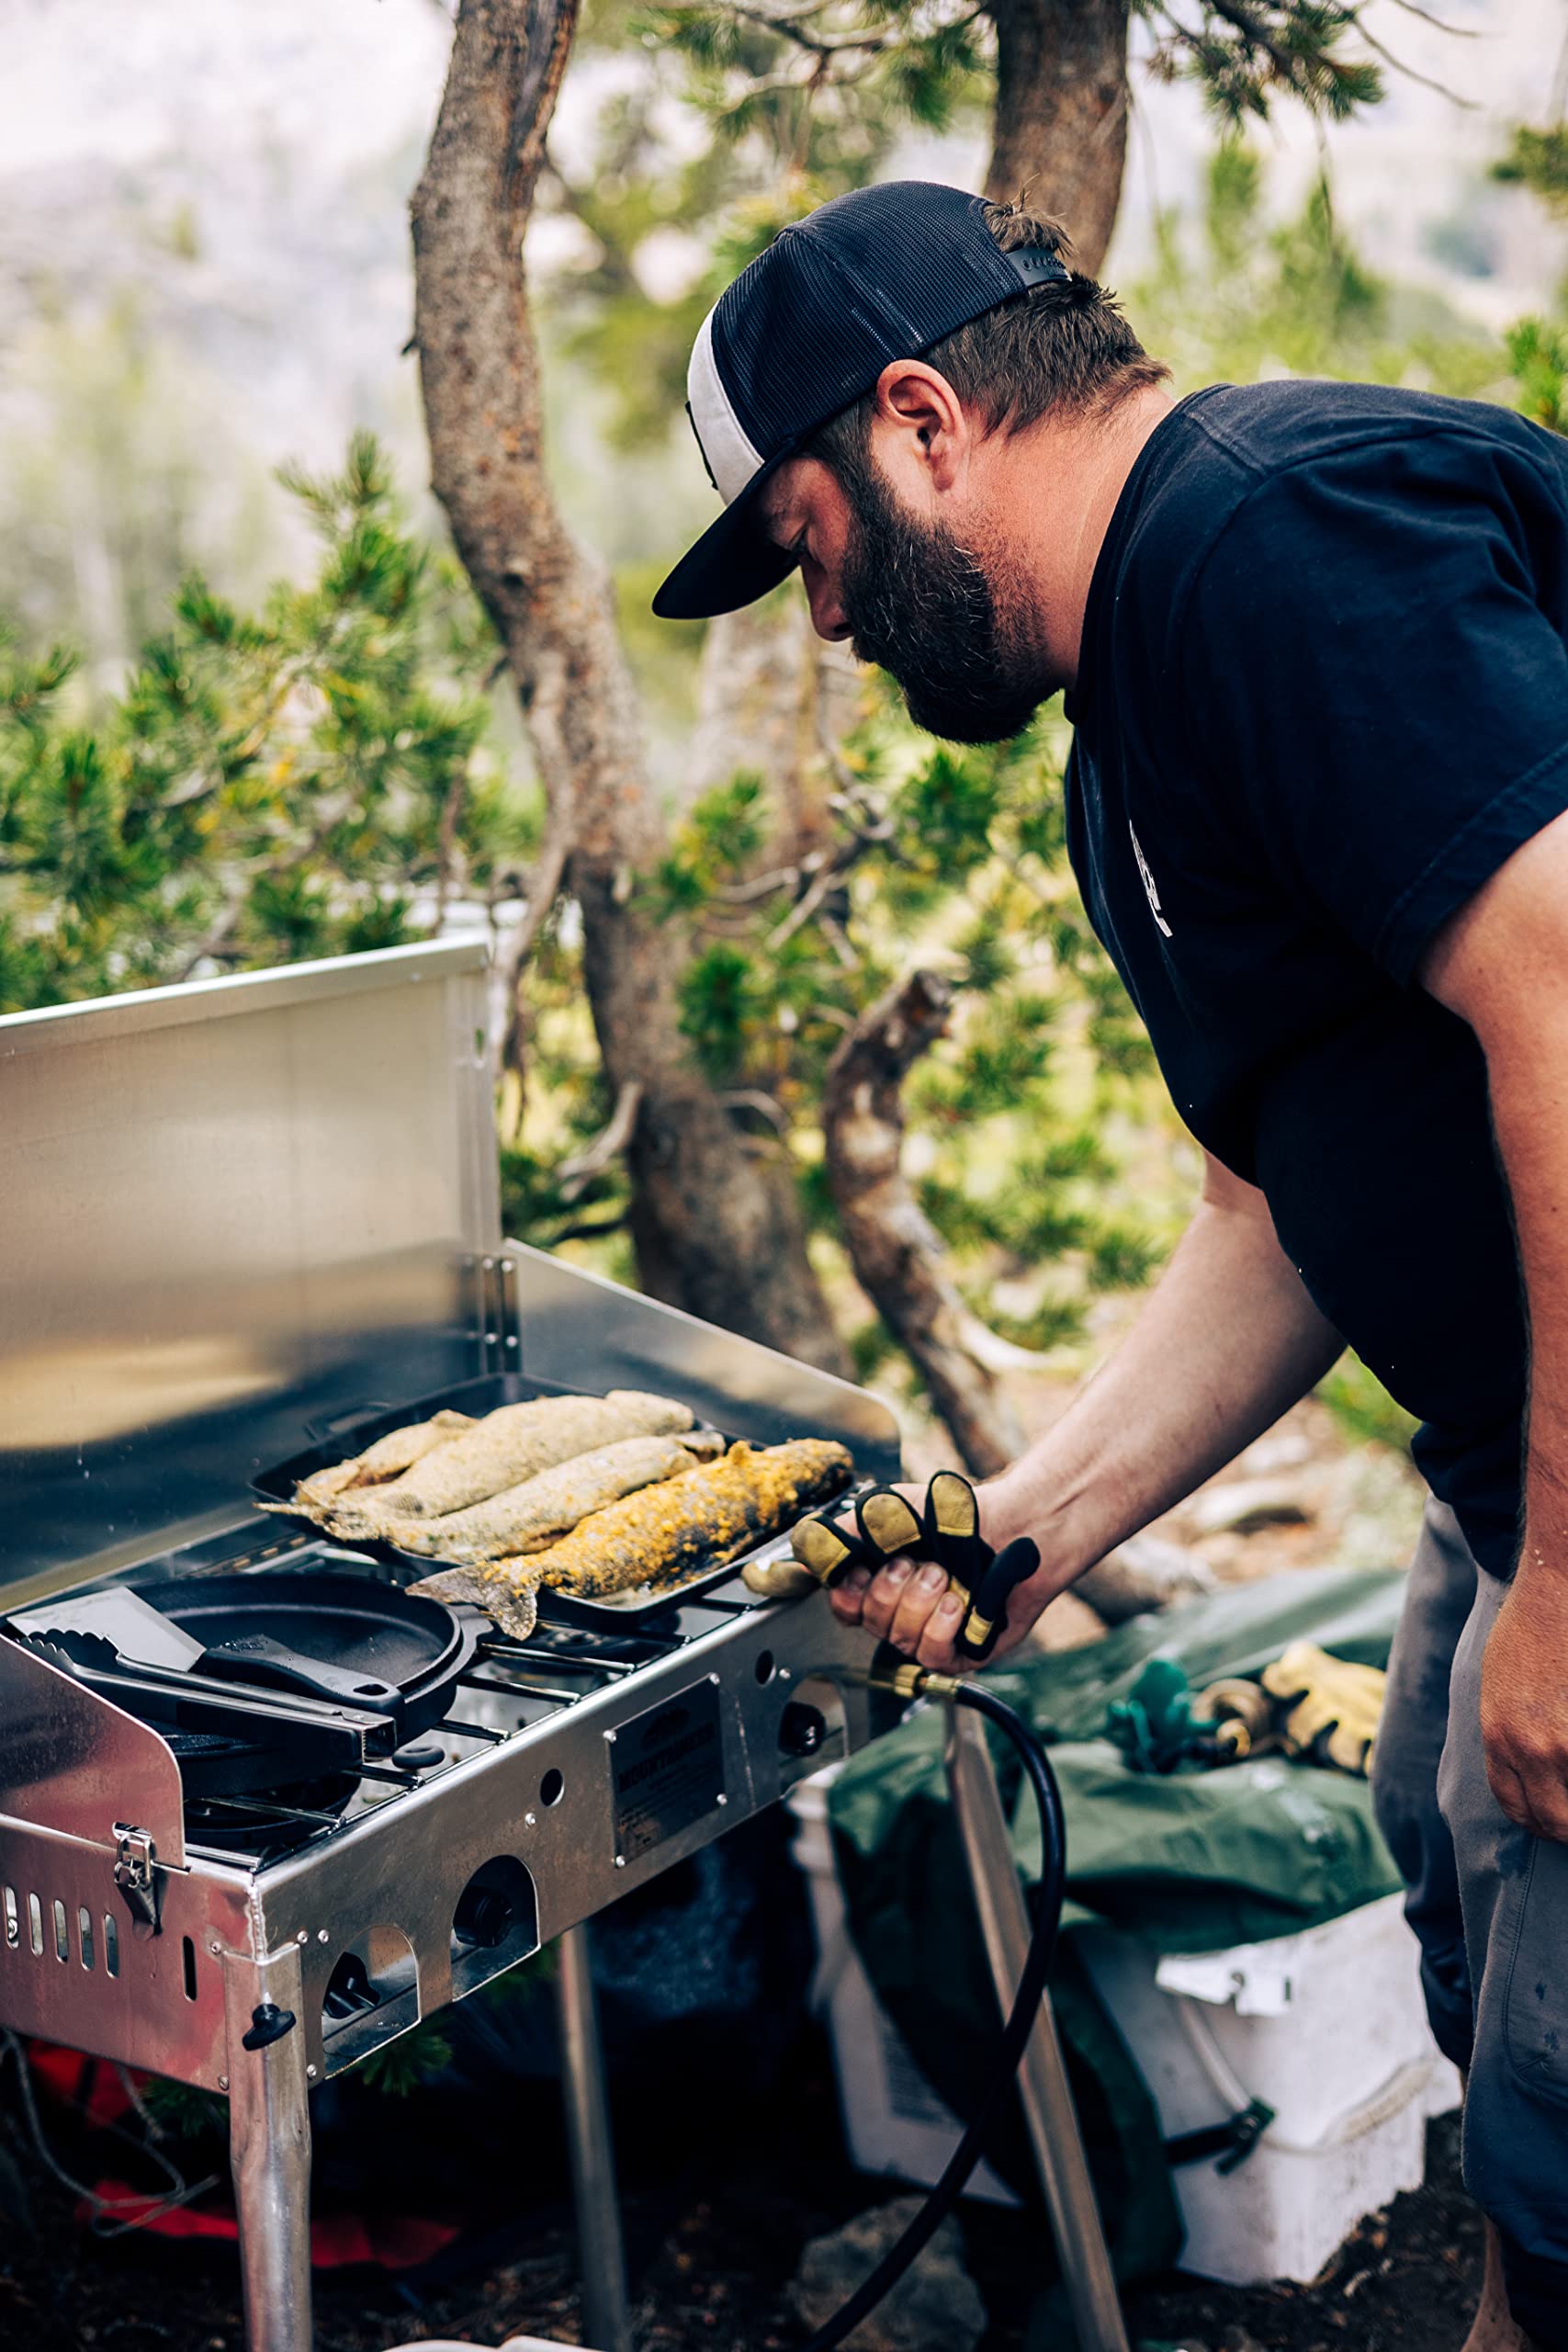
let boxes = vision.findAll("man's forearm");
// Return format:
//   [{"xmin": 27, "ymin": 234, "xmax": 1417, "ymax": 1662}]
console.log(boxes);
[
  {"xmin": 835, "ymin": 1155, "xmax": 1343, "ymax": 1668},
  {"xmin": 984, "ymin": 1182, "xmax": 1342, "ymax": 1587}
]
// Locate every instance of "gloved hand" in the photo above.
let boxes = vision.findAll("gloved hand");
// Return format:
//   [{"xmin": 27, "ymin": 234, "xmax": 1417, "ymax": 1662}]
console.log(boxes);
[
  {"xmin": 1259, "ymin": 1642, "xmax": 1386, "ymax": 1777},
  {"xmin": 780, "ymin": 1473, "xmax": 1038, "ymax": 1664}
]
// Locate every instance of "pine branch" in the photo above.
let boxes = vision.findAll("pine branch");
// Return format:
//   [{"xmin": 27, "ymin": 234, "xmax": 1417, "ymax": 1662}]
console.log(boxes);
[
  {"xmin": 556, "ymin": 1078, "xmax": 644, "ymax": 1200},
  {"xmin": 823, "ymin": 966, "xmax": 1022, "ymax": 1476},
  {"xmin": 1376, "ymin": 0, "xmax": 1476, "ymax": 35},
  {"xmin": 434, "ymin": 761, "xmax": 469, "ymax": 924},
  {"xmin": 1343, "ymin": 6, "xmax": 1472, "ymax": 105}
]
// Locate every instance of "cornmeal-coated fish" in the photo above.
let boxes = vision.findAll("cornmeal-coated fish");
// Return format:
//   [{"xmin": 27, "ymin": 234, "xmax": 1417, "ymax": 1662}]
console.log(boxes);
[
  {"xmin": 327, "ymin": 1390, "xmax": 694, "ymax": 1531},
  {"xmin": 412, "ymin": 1439, "xmax": 852, "ymax": 1636},
  {"xmin": 374, "ymin": 1430, "xmax": 720, "ymax": 1562},
  {"xmin": 292, "ymin": 1408, "xmax": 474, "ymax": 1515}
]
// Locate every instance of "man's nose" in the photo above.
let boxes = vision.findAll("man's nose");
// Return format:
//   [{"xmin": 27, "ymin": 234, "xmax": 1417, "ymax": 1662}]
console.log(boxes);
[{"xmin": 803, "ymin": 571, "xmax": 852, "ymax": 642}]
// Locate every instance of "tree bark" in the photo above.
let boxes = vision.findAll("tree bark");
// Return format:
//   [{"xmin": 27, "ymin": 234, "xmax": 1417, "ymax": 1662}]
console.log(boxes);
[
  {"xmin": 823, "ymin": 969, "xmax": 1024, "ymax": 1476},
  {"xmin": 688, "ymin": 598, "xmax": 863, "ymax": 878},
  {"xmin": 985, "ymin": 0, "xmax": 1132, "ymax": 277},
  {"xmin": 411, "ymin": 0, "xmax": 850, "ymax": 1375},
  {"xmin": 690, "ymin": 601, "xmax": 815, "ymax": 829}
]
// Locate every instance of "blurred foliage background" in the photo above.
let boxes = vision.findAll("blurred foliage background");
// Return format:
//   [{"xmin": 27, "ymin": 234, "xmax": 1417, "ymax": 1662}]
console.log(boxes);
[{"xmin": 4, "ymin": 0, "xmax": 1567, "ymax": 1457}]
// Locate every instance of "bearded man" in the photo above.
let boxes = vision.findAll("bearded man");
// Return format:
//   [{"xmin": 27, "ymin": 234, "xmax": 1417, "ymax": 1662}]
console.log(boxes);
[{"xmin": 655, "ymin": 180, "xmax": 1568, "ymax": 2350}]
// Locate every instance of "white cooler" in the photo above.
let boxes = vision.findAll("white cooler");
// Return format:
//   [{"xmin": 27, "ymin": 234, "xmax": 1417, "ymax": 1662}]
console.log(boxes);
[{"xmin": 788, "ymin": 1770, "xmax": 1461, "ymax": 2285}]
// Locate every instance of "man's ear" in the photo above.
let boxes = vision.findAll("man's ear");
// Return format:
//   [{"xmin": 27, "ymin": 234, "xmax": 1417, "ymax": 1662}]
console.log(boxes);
[{"xmin": 871, "ymin": 359, "xmax": 969, "ymax": 497}]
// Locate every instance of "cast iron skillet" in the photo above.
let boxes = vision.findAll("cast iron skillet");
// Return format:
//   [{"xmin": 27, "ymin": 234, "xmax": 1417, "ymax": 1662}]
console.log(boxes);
[
  {"xmin": 12, "ymin": 1568, "xmax": 482, "ymax": 1801},
  {"xmin": 126, "ymin": 1569, "xmax": 480, "ymax": 1752}
]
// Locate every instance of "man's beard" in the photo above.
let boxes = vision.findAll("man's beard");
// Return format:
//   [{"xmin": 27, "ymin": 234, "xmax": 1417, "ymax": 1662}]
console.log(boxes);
[{"xmin": 835, "ymin": 452, "xmax": 1051, "ymax": 744}]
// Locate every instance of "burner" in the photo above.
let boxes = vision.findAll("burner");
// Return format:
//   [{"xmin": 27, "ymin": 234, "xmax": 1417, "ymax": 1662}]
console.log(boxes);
[{"xmin": 183, "ymin": 1771, "xmax": 363, "ymax": 1858}]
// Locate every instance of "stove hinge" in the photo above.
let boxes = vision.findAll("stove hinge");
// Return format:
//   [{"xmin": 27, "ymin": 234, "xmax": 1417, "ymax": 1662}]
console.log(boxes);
[
  {"xmin": 479, "ymin": 1251, "xmax": 522, "ymax": 1378},
  {"xmin": 112, "ymin": 1823, "xmax": 162, "ymax": 1936}
]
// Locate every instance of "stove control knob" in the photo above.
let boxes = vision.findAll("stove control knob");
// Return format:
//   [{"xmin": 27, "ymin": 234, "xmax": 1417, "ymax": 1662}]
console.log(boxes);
[
  {"xmin": 241, "ymin": 2001, "xmax": 298, "ymax": 2052},
  {"xmin": 779, "ymin": 1702, "xmax": 827, "ymax": 1758}
]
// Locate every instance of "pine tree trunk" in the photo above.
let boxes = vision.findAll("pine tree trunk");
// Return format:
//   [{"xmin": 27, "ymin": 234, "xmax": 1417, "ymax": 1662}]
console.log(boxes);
[
  {"xmin": 823, "ymin": 970, "xmax": 1023, "ymax": 1476},
  {"xmin": 985, "ymin": 0, "xmax": 1131, "ymax": 276},
  {"xmin": 410, "ymin": 0, "xmax": 850, "ymax": 1375},
  {"xmin": 691, "ymin": 602, "xmax": 817, "ymax": 847},
  {"xmin": 688, "ymin": 601, "xmax": 865, "ymax": 884}
]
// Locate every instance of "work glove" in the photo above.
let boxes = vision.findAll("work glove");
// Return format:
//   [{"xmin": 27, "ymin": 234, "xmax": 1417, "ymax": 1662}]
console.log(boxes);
[
  {"xmin": 1259, "ymin": 1642, "xmax": 1386, "ymax": 1777},
  {"xmin": 781, "ymin": 1472, "xmax": 1037, "ymax": 1661}
]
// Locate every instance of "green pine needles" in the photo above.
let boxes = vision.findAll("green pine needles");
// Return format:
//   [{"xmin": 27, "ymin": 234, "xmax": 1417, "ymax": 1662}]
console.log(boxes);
[{"xmin": 0, "ymin": 431, "xmax": 540, "ymax": 1015}]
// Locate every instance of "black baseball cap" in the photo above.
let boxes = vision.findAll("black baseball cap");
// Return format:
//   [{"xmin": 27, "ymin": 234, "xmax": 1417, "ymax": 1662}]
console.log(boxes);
[{"xmin": 653, "ymin": 180, "xmax": 1070, "ymax": 621}]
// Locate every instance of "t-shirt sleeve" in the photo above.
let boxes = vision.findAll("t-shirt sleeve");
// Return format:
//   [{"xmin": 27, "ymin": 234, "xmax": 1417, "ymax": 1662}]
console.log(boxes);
[{"xmin": 1179, "ymin": 431, "xmax": 1568, "ymax": 984}]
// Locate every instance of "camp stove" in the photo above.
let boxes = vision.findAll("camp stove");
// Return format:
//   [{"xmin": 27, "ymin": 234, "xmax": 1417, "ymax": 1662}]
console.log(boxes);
[
  {"xmin": 0, "ymin": 1507, "xmax": 890, "ymax": 2352},
  {"xmin": 0, "ymin": 944, "xmax": 1125, "ymax": 2352}
]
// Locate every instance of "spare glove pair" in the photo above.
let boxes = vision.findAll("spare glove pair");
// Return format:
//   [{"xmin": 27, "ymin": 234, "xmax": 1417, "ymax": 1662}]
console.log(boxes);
[
  {"xmin": 1260, "ymin": 1640, "xmax": 1385, "ymax": 1777},
  {"xmin": 785, "ymin": 1470, "xmax": 1039, "ymax": 1663},
  {"xmin": 1109, "ymin": 1643, "xmax": 1385, "ymax": 1779}
]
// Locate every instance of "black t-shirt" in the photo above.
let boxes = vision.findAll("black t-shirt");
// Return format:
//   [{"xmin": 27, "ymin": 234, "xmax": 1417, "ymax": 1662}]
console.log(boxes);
[{"xmin": 1065, "ymin": 380, "xmax": 1568, "ymax": 1577}]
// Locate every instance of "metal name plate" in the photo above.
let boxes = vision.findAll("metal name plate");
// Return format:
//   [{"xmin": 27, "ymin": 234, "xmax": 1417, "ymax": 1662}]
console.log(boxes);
[{"xmin": 609, "ymin": 1678, "xmax": 724, "ymax": 1864}]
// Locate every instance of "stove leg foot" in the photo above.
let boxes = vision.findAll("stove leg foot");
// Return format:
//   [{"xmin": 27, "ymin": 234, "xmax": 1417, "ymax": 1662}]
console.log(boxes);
[
  {"xmin": 556, "ymin": 1923, "xmax": 634, "ymax": 2352},
  {"xmin": 942, "ymin": 1702, "xmax": 1130, "ymax": 2352},
  {"xmin": 224, "ymin": 1944, "xmax": 314, "ymax": 2352}
]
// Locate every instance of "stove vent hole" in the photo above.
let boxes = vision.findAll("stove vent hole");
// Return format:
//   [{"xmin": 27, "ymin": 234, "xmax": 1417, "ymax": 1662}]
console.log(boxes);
[
  {"xmin": 775, "ymin": 1675, "xmax": 849, "ymax": 1790},
  {"xmin": 451, "ymin": 1857, "xmax": 539, "ymax": 2000},
  {"xmin": 323, "ymin": 1951, "xmax": 381, "ymax": 2022},
  {"xmin": 182, "ymin": 1937, "xmax": 198, "ymax": 2001},
  {"xmin": 28, "ymin": 1894, "xmax": 42, "ymax": 1958},
  {"xmin": 78, "ymin": 1909, "xmax": 94, "ymax": 1973},
  {"xmin": 318, "ymin": 1928, "xmax": 420, "ymax": 2077},
  {"xmin": 52, "ymin": 1899, "xmax": 68, "ymax": 1964},
  {"xmin": 3, "ymin": 1886, "xmax": 17, "ymax": 1951},
  {"xmin": 104, "ymin": 1913, "xmax": 120, "ymax": 1978}
]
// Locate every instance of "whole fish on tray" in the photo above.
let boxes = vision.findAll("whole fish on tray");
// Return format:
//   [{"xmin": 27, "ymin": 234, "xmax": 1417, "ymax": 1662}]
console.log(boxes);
[
  {"xmin": 377, "ymin": 1430, "xmax": 725, "ymax": 1562},
  {"xmin": 413, "ymin": 1437, "xmax": 854, "ymax": 1637},
  {"xmin": 307, "ymin": 1391, "xmax": 695, "ymax": 1536},
  {"xmin": 293, "ymin": 1408, "xmax": 475, "ymax": 1513}
]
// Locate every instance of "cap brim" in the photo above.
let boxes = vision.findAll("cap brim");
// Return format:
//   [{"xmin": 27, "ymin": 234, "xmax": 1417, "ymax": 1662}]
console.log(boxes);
[{"xmin": 653, "ymin": 456, "xmax": 799, "ymax": 620}]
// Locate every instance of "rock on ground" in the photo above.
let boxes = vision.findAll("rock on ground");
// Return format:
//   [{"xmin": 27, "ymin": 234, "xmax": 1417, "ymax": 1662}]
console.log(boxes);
[
  {"xmin": 1189, "ymin": 1478, "xmax": 1313, "ymax": 1537},
  {"xmin": 1075, "ymin": 1533, "xmax": 1216, "ymax": 1624},
  {"xmin": 1030, "ymin": 1589, "xmax": 1109, "ymax": 1651},
  {"xmin": 788, "ymin": 2193, "xmax": 987, "ymax": 2352}
]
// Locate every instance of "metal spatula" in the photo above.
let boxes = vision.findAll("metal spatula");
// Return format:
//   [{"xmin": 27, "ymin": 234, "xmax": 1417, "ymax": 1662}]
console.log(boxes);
[{"xmin": 12, "ymin": 1586, "xmax": 206, "ymax": 1673}]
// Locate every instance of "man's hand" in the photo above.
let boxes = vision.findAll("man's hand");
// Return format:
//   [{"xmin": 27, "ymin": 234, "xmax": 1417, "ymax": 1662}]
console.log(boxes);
[
  {"xmin": 1480, "ymin": 1563, "xmax": 1568, "ymax": 1840},
  {"xmin": 826, "ymin": 1476, "xmax": 1067, "ymax": 1671}
]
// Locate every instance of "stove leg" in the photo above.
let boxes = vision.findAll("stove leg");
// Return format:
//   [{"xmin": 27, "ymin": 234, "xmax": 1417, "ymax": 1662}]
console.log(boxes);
[
  {"xmin": 942, "ymin": 1702, "xmax": 1130, "ymax": 2352},
  {"xmin": 223, "ymin": 1945, "xmax": 314, "ymax": 2352},
  {"xmin": 555, "ymin": 1923, "xmax": 634, "ymax": 2352}
]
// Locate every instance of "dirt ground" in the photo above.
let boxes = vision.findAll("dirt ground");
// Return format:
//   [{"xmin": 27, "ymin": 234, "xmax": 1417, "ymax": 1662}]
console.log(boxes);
[
  {"xmin": 0, "ymin": 1395, "xmax": 1446, "ymax": 2352},
  {"xmin": 0, "ymin": 2035, "xmax": 1480, "ymax": 2352}
]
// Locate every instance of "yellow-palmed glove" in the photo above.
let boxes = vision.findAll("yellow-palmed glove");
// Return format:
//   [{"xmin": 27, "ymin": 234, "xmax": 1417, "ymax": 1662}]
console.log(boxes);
[{"xmin": 1259, "ymin": 1642, "xmax": 1386, "ymax": 1778}]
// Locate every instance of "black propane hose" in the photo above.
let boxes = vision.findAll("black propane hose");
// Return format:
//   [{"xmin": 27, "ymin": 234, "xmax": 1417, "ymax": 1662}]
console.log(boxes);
[{"xmin": 801, "ymin": 1672, "xmax": 1068, "ymax": 2352}]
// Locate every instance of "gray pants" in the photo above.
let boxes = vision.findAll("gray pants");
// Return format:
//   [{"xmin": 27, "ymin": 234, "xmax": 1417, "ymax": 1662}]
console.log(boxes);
[{"xmin": 1373, "ymin": 1497, "xmax": 1568, "ymax": 2346}]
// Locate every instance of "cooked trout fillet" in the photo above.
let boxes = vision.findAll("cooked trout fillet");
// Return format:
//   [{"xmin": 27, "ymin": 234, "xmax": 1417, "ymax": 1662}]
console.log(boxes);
[
  {"xmin": 292, "ymin": 1408, "xmax": 474, "ymax": 1514},
  {"xmin": 327, "ymin": 1390, "xmax": 694, "ymax": 1531},
  {"xmin": 372, "ymin": 1430, "xmax": 720, "ymax": 1562},
  {"xmin": 412, "ymin": 1438, "xmax": 852, "ymax": 1635}
]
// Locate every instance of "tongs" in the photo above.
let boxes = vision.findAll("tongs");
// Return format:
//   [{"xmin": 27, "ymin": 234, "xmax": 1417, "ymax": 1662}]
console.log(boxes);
[
  {"xmin": 787, "ymin": 1470, "xmax": 1040, "ymax": 1664},
  {"xmin": 6, "ymin": 1612, "xmax": 399, "ymax": 1770}
]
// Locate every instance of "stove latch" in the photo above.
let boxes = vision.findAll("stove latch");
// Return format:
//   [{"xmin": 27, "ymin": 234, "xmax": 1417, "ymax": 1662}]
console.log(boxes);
[{"xmin": 112, "ymin": 1823, "xmax": 161, "ymax": 1936}]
